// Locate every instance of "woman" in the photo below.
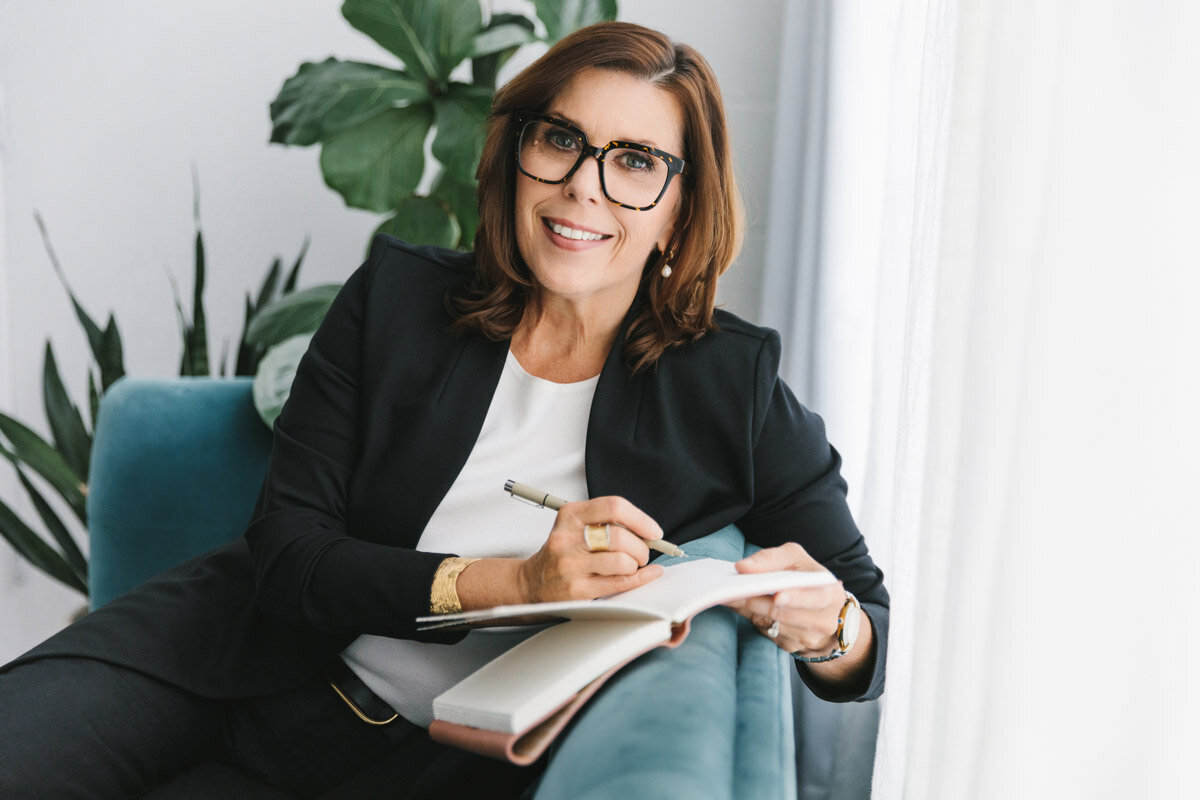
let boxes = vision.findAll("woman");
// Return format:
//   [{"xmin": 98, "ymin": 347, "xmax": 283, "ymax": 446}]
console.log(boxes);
[{"xmin": 0, "ymin": 21, "xmax": 887, "ymax": 799}]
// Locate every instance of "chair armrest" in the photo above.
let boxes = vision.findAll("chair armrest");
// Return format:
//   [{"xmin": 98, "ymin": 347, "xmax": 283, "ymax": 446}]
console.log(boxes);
[{"xmin": 533, "ymin": 526, "xmax": 797, "ymax": 799}]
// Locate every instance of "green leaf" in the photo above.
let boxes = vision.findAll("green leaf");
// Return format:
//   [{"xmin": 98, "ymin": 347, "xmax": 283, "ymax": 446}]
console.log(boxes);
[
  {"xmin": 270, "ymin": 58, "xmax": 429, "ymax": 146},
  {"xmin": 470, "ymin": 21, "xmax": 537, "ymax": 58},
  {"xmin": 165, "ymin": 267, "xmax": 193, "ymax": 372},
  {"xmin": 87, "ymin": 370, "xmax": 100, "ymax": 431},
  {"xmin": 34, "ymin": 212, "xmax": 126, "ymax": 387},
  {"xmin": 472, "ymin": 14, "xmax": 537, "ymax": 88},
  {"xmin": 319, "ymin": 104, "xmax": 434, "ymax": 213},
  {"xmin": 95, "ymin": 316, "xmax": 125, "ymax": 392},
  {"xmin": 431, "ymin": 83, "xmax": 492, "ymax": 184},
  {"xmin": 246, "ymin": 285, "xmax": 340, "ymax": 349},
  {"xmin": 431, "ymin": 171, "xmax": 479, "ymax": 249},
  {"xmin": 534, "ymin": 0, "xmax": 618, "ymax": 43},
  {"xmin": 0, "ymin": 495, "xmax": 87, "ymax": 595},
  {"xmin": 342, "ymin": 0, "xmax": 482, "ymax": 86},
  {"xmin": 236, "ymin": 239, "xmax": 308, "ymax": 377},
  {"xmin": 253, "ymin": 334, "xmax": 314, "ymax": 428},
  {"xmin": 375, "ymin": 195, "xmax": 460, "ymax": 249},
  {"xmin": 41, "ymin": 342, "xmax": 91, "ymax": 480},
  {"xmin": 16, "ymin": 467, "xmax": 87, "ymax": 584},
  {"xmin": 187, "ymin": 213, "xmax": 211, "ymax": 377},
  {"xmin": 283, "ymin": 238, "xmax": 309, "ymax": 294},
  {"xmin": 233, "ymin": 294, "xmax": 262, "ymax": 378},
  {"xmin": 254, "ymin": 258, "xmax": 283, "ymax": 311},
  {"xmin": 0, "ymin": 415, "xmax": 86, "ymax": 524}
]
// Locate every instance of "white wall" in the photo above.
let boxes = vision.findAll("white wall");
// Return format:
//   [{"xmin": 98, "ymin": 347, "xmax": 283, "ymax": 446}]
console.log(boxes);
[{"xmin": 0, "ymin": 1, "xmax": 786, "ymax": 661}]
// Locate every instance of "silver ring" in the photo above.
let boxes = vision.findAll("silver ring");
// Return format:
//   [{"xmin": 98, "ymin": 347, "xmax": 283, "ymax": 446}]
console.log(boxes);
[
  {"xmin": 766, "ymin": 620, "xmax": 781, "ymax": 639},
  {"xmin": 583, "ymin": 524, "xmax": 611, "ymax": 552}
]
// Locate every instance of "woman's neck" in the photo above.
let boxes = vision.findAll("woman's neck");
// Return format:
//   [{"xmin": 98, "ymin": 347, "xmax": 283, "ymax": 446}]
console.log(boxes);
[{"xmin": 510, "ymin": 295, "xmax": 624, "ymax": 383}]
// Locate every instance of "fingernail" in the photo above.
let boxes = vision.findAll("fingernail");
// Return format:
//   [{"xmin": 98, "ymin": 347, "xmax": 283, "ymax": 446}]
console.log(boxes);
[{"xmin": 775, "ymin": 593, "xmax": 793, "ymax": 608}]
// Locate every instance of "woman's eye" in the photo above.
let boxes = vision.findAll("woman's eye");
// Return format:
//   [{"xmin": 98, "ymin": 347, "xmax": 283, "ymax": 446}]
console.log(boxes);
[
  {"xmin": 616, "ymin": 151, "xmax": 655, "ymax": 172},
  {"xmin": 546, "ymin": 129, "xmax": 580, "ymax": 151}
]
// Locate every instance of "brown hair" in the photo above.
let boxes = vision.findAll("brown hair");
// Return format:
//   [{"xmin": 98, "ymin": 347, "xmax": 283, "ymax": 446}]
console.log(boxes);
[{"xmin": 448, "ymin": 21, "xmax": 743, "ymax": 373}]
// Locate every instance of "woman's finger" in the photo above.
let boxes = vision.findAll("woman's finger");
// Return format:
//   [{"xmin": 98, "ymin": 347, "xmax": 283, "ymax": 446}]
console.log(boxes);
[
  {"xmin": 734, "ymin": 541, "xmax": 824, "ymax": 574},
  {"xmin": 725, "ymin": 582, "xmax": 846, "ymax": 652},
  {"xmin": 563, "ymin": 496, "xmax": 664, "ymax": 544},
  {"xmin": 579, "ymin": 525, "xmax": 651, "ymax": 566},
  {"xmin": 583, "ymin": 563, "xmax": 664, "ymax": 597},
  {"xmin": 585, "ymin": 550, "xmax": 642, "ymax": 576}
]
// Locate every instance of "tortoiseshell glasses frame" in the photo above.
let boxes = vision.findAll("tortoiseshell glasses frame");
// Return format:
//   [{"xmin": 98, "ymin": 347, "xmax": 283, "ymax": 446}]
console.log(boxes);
[{"xmin": 514, "ymin": 112, "xmax": 687, "ymax": 211}]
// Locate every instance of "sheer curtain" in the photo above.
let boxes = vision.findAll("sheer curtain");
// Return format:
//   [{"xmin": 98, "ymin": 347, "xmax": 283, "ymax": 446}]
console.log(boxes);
[
  {"xmin": 762, "ymin": 1, "xmax": 953, "ymax": 795},
  {"xmin": 763, "ymin": 1, "xmax": 1200, "ymax": 798}
]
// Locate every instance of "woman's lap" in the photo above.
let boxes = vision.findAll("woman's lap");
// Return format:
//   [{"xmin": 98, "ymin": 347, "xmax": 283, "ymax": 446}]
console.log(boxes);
[
  {"xmin": 0, "ymin": 657, "xmax": 224, "ymax": 799},
  {"xmin": 0, "ymin": 655, "xmax": 543, "ymax": 799}
]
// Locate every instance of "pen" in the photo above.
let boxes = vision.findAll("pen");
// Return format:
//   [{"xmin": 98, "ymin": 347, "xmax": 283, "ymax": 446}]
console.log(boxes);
[{"xmin": 504, "ymin": 479, "xmax": 687, "ymax": 557}]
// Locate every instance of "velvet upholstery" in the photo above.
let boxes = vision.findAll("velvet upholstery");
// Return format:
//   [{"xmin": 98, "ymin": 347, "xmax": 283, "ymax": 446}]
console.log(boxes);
[
  {"xmin": 89, "ymin": 378, "xmax": 272, "ymax": 609},
  {"xmin": 533, "ymin": 528, "xmax": 796, "ymax": 799}
]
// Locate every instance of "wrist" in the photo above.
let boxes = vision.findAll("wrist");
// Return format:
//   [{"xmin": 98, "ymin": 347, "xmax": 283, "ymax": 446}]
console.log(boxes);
[
  {"xmin": 429, "ymin": 557, "xmax": 480, "ymax": 614},
  {"xmin": 515, "ymin": 558, "xmax": 535, "ymax": 605},
  {"xmin": 453, "ymin": 558, "xmax": 527, "ymax": 611},
  {"xmin": 798, "ymin": 606, "xmax": 875, "ymax": 691},
  {"xmin": 793, "ymin": 591, "xmax": 861, "ymax": 663}
]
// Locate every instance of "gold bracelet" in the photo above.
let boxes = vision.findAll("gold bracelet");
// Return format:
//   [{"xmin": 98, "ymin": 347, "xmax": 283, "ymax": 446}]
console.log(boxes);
[{"xmin": 429, "ymin": 557, "xmax": 480, "ymax": 614}]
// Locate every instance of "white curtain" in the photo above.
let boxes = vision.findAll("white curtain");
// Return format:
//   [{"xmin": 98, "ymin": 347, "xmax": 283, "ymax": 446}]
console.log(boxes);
[{"xmin": 764, "ymin": 1, "xmax": 1200, "ymax": 798}]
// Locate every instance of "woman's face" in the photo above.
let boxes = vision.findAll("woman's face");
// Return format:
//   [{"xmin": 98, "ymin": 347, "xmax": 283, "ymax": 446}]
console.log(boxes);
[{"xmin": 514, "ymin": 68, "xmax": 684, "ymax": 316}]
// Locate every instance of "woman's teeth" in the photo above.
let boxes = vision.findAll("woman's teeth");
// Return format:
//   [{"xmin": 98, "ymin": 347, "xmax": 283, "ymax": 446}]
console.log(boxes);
[{"xmin": 549, "ymin": 221, "xmax": 607, "ymax": 241}]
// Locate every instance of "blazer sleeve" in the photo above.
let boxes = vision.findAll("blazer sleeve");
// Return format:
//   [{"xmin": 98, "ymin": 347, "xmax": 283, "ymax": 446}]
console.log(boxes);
[
  {"xmin": 737, "ymin": 333, "xmax": 889, "ymax": 702},
  {"xmin": 241, "ymin": 243, "xmax": 457, "ymax": 643}
]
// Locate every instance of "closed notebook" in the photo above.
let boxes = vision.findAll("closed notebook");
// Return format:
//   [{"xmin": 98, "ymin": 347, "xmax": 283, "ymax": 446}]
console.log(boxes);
[{"xmin": 415, "ymin": 558, "xmax": 834, "ymax": 764}]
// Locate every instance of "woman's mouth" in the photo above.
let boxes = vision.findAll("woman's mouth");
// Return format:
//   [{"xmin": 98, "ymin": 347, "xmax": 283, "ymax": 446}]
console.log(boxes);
[{"xmin": 542, "ymin": 217, "xmax": 613, "ymax": 250}]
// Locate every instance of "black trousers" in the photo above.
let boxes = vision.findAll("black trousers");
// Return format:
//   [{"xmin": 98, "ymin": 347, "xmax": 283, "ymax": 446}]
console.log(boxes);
[{"xmin": 0, "ymin": 656, "xmax": 542, "ymax": 800}]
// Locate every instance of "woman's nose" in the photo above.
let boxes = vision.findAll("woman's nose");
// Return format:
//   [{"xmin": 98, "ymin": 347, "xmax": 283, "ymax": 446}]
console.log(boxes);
[{"xmin": 562, "ymin": 155, "xmax": 604, "ymax": 204}]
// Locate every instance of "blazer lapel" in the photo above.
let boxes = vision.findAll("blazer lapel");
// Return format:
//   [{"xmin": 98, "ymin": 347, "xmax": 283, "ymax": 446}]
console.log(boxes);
[
  {"xmin": 585, "ymin": 309, "xmax": 646, "ymax": 505},
  {"xmin": 378, "ymin": 333, "xmax": 509, "ymax": 544}
]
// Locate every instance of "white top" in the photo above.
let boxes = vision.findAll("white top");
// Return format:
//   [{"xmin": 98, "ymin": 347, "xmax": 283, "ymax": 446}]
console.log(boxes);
[{"xmin": 340, "ymin": 350, "xmax": 598, "ymax": 727}]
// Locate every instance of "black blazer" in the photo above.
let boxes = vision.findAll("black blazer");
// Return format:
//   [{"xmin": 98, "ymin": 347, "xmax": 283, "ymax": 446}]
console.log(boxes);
[{"xmin": 11, "ymin": 235, "xmax": 888, "ymax": 703}]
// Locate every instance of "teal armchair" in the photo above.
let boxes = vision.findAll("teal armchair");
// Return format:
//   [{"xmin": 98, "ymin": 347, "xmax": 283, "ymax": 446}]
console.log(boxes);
[{"xmin": 87, "ymin": 378, "xmax": 807, "ymax": 798}]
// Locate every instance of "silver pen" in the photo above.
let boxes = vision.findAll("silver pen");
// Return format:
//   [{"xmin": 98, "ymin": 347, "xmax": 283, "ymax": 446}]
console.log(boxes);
[{"xmin": 504, "ymin": 479, "xmax": 687, "ymax": 557}]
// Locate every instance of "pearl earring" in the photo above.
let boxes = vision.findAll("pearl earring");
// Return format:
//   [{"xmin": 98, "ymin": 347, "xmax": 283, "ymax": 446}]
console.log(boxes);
[{"xmin": 661, "ymin": 247, "xmax": 675, "ymax": 279}]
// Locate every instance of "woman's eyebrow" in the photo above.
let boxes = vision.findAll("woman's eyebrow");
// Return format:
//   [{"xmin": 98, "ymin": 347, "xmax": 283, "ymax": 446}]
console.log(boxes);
[{"xmin": 546, "ymin": 110, "xmax": 663, "ymax": 148}]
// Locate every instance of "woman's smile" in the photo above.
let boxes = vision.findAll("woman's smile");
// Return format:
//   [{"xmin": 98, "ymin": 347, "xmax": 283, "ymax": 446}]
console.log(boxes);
[{"xmin": 541, "ymin": 216, "xmax": 614, "ymax": 251}]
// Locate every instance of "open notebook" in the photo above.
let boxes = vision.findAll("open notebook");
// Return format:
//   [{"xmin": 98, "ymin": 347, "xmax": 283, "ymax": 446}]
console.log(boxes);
[{"xmin": 415, "ymin": 558, "xmax": 834, "ymax": 764}]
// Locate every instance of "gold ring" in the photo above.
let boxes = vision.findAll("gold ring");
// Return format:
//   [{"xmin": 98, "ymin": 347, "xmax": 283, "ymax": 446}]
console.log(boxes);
[{"xmin": 583, "ymin": 524, "xmax": 611, "ymax": 552}]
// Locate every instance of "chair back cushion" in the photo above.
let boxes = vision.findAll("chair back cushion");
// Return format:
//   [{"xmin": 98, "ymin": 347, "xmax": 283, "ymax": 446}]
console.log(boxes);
[{"xmin": 88, "ymin": 378, "xmax": 272, "ymax": 608}]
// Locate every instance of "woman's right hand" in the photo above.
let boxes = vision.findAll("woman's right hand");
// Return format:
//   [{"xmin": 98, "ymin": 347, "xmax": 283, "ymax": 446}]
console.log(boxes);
[{"xmin": 517, "ymin": 496, "xmax": 666, "ymax": 603}]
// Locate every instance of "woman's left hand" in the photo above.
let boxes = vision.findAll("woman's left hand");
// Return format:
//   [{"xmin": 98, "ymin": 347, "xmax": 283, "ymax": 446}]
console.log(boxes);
[{"xmin": 723, "ymin": 542, "xmax": 847, "ymax": 659}]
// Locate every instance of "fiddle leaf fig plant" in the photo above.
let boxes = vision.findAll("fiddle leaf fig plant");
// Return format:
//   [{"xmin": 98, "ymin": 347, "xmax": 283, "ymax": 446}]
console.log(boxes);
[
  {"xmin": 253, "ymin": 0, "xmax": 618, "ymax": 427},
  {"xmin": 268, "ymin": 0, "xmax": 617, "ymax": 250}
]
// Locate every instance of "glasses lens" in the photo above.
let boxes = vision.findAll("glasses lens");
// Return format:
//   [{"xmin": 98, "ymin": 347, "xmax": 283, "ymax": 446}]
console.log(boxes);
[
  {"xmin": 519, "ymin": 120, "xmax": 583, "ymax": 182},
  {"xmin": 602, "ymin": 146, "xmax": 670, "ymax": 208},
  {"xmin": 519, "ymin": 119, "xmax": 671, "ymax": 209}
]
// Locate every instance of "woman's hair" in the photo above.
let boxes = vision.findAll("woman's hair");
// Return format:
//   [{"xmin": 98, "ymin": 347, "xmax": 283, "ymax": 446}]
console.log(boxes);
[{"xmin": 448, "ymin": 21, "xmax": 744, "ymax": 373}]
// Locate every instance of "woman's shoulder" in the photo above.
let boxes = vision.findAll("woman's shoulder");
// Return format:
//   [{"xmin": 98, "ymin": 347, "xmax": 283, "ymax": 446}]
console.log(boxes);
[
  {"xmin": 644, "ymin": 309, "xmax": 784, "ymax": 415},
  {"xmin": 710, "ymin": 308, "xmax": 781, "ymax": 349},
  {"xmin": 364, "ymin": 233, "xmax": 474, "ymax": 286},
  {"xmin": 662, "ymin": 308, "xmax": 782, "ymax": 373}
]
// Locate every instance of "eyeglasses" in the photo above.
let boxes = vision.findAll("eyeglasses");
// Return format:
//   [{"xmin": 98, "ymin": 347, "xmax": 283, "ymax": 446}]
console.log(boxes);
[{"xmin": 514, "ymin": 112, "xmax": 686, "ymax": 211}]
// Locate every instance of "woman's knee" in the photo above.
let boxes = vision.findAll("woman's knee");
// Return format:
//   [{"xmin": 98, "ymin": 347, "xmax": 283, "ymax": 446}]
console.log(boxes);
[{"xmin": 0, "ymin": 657, "xmax": 222, "ymax": 799}]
